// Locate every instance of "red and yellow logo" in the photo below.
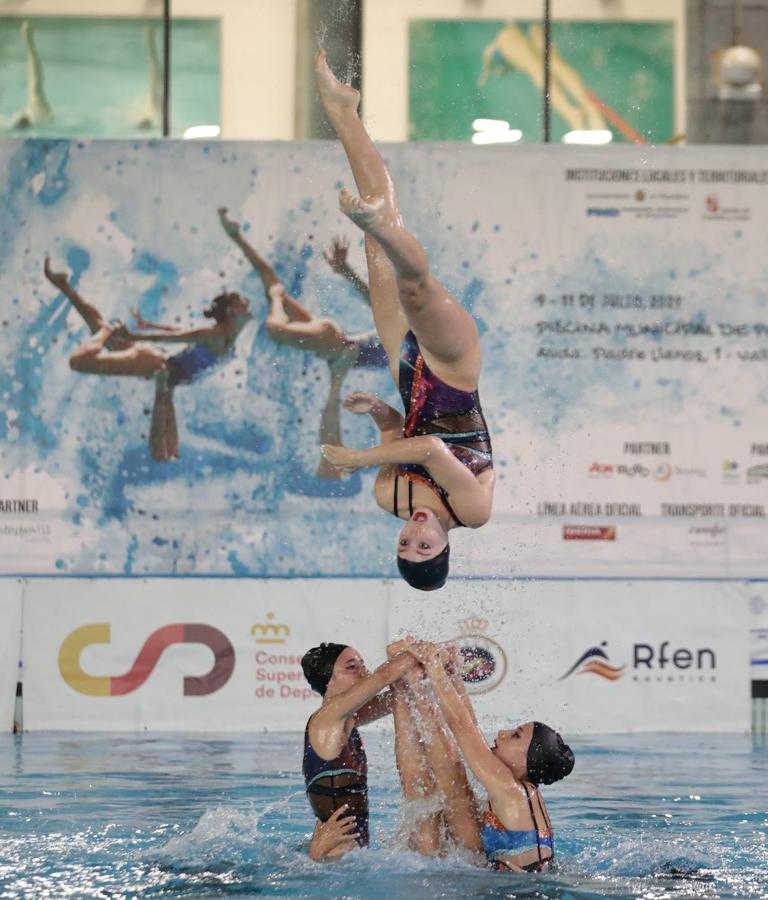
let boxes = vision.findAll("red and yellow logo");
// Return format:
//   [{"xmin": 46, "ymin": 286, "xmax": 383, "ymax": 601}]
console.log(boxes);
[{"xmin": 58, "ymin": 624, "xmax": 235, "ymax": 696}]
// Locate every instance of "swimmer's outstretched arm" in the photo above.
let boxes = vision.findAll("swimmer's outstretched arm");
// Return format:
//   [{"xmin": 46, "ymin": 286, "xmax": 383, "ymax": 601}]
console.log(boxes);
[
  {"xmin": 322, "ymin": 436, "xmax": 493, "ymax": 528},
  {"xmin": 323, "ymin": 236, "xmax": 370, "ymax": 305},
  {"xmin": 132, "ymin": 309, "xmax": 179, "ymax": 333},
  {"xmin": 119, "ymin": 325, "xmax": 217, "ymax": 343},
  {"xmin": 314, "ymin": 652, "xmax": 417, "ymax": 727}
]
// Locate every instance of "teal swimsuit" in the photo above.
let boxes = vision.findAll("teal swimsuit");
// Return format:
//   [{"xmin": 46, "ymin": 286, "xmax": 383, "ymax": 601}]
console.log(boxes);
[{"xmin": 480, "ymin": 783, "xmax": 554, "ymax": 873}]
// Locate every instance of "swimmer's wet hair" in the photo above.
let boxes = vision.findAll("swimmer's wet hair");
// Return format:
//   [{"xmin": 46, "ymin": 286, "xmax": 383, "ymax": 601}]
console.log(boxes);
[
  {"xmin": 396, "ymin": 543, "xmax": 450, "ymax": 592},
  {"xmin": 204, "ymin": 292, "xmax": 244, "ymax": 322},
  {"xmin": 301, "ymin": 642, "xmax": 348, "ymax": 695},
  {"xmin": 526, "ymin": 722, "xmax": 575, "ymax": 785}
]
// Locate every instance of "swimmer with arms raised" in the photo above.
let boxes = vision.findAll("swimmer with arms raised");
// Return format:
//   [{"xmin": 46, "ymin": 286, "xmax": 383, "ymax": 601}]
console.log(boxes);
[
  {"xmin": 396, "ymin": 639, "xmax": 575, "ymax": 872},
  {"xmin": 301, "ymin": 642, "xmax": 418, "ymax": 860}
]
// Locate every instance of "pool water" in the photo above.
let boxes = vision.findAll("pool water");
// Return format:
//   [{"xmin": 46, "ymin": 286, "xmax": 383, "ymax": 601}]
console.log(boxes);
[{"xmin": 1, "ymin": 731, "xmax": 766, "ymax": 899}]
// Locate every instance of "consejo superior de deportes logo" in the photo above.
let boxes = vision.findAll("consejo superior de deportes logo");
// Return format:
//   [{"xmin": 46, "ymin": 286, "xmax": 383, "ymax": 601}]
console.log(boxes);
[{"xmin": 58, "ymin": 623, "xmax": 235, "ymax": 696}]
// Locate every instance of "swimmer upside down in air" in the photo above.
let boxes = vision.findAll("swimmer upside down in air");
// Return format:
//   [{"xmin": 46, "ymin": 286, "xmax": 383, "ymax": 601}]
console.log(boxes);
[
  {"xmin": 43, "ymin": 257, "xmax": 251, "ymax": 462},
  {"xmin": 218, "ymin": 209, "xmax": 388, "ymax": 479},
  {"xmin": 314, "ymin": 50, "xmax": 495, "ymax": 590}
]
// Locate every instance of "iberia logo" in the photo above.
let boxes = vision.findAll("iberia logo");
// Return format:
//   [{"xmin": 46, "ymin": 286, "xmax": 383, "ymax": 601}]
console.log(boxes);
[
  {"xmin": 58, "ymin": 623, "xmax": 235, "ymax": 696},
  {"xmin": 559, "ymin": 641, "xmax": 625, "ymax": 681}
]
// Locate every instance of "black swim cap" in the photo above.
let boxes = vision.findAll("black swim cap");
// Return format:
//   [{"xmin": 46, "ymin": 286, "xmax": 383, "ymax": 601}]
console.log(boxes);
[
  {"xmin": 301, "ymin": 643, "xmax": 348, "ymax": 695},
  {"xmin": 526, "ymin": 722, "xmax": 575, "ymax": 785},
  {"xmin": 396, "ymin": 543, "xmax": 450, "ymax": 591}
]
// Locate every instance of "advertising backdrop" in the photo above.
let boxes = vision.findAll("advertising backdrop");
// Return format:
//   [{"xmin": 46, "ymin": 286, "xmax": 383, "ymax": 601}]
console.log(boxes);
[
  {"xmin": 1, "ymin": 140, "xmax": 767, "ymax": 579},
  {"xmin": 22, "ymin": 578, "xmax": 389, "ymax": 732},
  {"xmin": 19, "ymin": 578, "xmax": 749, "ymax": 733},
  {"xmin": 0, "ymin": 580, "xmax": 22, "ymax": 731}
]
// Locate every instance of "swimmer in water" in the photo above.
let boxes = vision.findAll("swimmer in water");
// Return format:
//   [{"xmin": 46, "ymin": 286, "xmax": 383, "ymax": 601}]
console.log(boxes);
[
  {"xmin": 218, "ymin": 209, "xmax": 388, "ymax": 479},
  {"xmin": 300, "ymin": 642, "xmax": 419, "ymax": 860},
  {"xmin": 314, "ymin": 50, "xmax": 495, "ymax": 590},
  {"xmin": 391, "ymin": 638, "xmax": 574, "ymax": 872},
  {"xmin": 43, "ymin": 257, "xmax": 251, "ymax": 461},
  {"xmin": 8, "ymin": 20, "xmax": 54, "ymax": 131}
]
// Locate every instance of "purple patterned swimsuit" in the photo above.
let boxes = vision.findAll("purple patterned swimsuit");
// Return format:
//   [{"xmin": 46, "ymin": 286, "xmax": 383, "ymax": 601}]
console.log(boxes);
[{"xmin": 395, "ymin": 331, "xmax": 492, "ymax": 527}]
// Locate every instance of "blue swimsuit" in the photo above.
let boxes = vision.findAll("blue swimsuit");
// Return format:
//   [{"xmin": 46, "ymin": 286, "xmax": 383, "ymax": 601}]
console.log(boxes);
[
  {"xmin": 166, "ymin": 344, "xmax": 222, "ymax": 387},
  {"xmin": 348, "ymin": 329, "xmax": 389, "ymax": 370},
  {"xmin": 480, "ymin": 784, "xmax": 554, "ymax": 873}
]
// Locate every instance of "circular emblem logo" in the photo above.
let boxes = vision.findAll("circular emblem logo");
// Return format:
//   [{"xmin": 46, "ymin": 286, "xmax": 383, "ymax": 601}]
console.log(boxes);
[{"xmin": 453, "ymin": 634, "xmax": 508, "ymax": 694}]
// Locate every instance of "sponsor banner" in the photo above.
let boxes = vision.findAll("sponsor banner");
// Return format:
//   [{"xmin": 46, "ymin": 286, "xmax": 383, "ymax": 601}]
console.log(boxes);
[
  {"xmin": 22, "ymin": 579, "xmax": 389, "ymax": 732},
  {"xmin": 390, "ymin": 579, "xmax": 749, "ymax": 734},
  {"xmin": 0, "ymin": 581, "xmax": 22, "ymax": 731},
  {"xmin": 745, "ymin": 584, "xmax": 768, "ymax": 682},
  {"xmin": 1, "ymin": 141, "xmax": 768, "ymax": 578}
]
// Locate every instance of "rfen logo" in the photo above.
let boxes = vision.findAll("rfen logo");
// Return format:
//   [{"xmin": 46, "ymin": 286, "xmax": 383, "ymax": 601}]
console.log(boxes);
[
  {"xmin": 58, "ymin": 623, "xmax": 235, "ymax": 696},
  {"xmin": 560, "ymin": 642, "xmax": 625, "ymax": 681}
]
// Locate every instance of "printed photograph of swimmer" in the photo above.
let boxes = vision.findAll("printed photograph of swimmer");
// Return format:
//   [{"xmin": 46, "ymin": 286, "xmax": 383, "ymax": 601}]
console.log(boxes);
[
  {"xmin": 309, "ymin": 638, "xmax": 574, "ymax": 871},
  {"xmin": 218, "ymin": 209, "xmax": 388, "ymax": 480},
  {"xmin": 313, "ymin": 51, "xmax": 495, "ymax": 591},
  {"xmin": 43, "ymin": 257, "xmax": 251, "ymax": 462}
]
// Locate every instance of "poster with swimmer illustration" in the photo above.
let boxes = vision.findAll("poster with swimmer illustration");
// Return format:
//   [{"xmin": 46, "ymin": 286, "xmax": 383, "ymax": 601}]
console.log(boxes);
[
  {"xmin": 408, "ymin": 20, "xmax": 675, "ymax": 144},
  {"xmin": 0, "ymin": 17, "xmax": 219, "ymax": 138},
  {"xmin": 1, "ymin": 138, "xmax": 767, "ymax": 578}
]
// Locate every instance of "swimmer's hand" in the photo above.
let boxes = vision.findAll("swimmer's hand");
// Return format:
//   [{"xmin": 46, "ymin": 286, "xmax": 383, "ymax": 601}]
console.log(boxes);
[
  {"xmin": 131, "ymin": 308, "xmax": 151, "ymax": 330},
  {"xmin": 320, "ymin": 444, "xmax": 366, "ymax": 473},
  {"xmin": 323, "ymin": 235, "xmax": 351, "ymax": 273},
  {"xmin": 43, "ymin": 257, "xmax": 71, "ymax": 291},
  {"xmin": 343, "ymin": 391, "xmax": 382, "ymax": 415},
  {"xmin": 308, "ymin": 806, "xmax": 360, "ymax": 861},
  {"xmin": 218, "ymin": 207, "xmax": 241, "ymax": 239},
  {"xmin": 406, "ymin": 639, "xmax": 442, "ymax": 669}
]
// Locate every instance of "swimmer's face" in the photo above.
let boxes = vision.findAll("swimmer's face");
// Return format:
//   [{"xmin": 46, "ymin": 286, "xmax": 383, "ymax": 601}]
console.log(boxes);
[
  {"xmin": 492, "ymin": 721, "xmax": 534, "ymax": 779},
  {"xmin": 226, "ymin": 293, "xmax": 252, "ymax": 324},
  {"xmin": 397, "ymin": 508, "xmax": 447, "ymax": 563},
  {"xmin": 326, "ymin": 646, "xmax": 368, "ymax": 695}
]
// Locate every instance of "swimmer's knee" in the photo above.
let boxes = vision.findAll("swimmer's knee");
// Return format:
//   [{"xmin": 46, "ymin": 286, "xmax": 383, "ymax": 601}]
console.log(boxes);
[{"xmin": 397, "ymin": 274, "xmax": 433, "ymax": 308}]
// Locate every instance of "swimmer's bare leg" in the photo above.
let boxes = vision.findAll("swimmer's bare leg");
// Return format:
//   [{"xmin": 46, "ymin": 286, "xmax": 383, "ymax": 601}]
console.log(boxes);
[
  {"xmin": 315, "ymin": 51, "xmax": 480, "ymax": 386},
  {"xmin": 69, "ymin": 326, "xmax": 167, "ymax": 377},
  {"xmin": 137, "ymin": 24, "xmax": 162, "ymax": 130},
  {"xmin": 164, "ymin": 384, "xmax": 179, "ymax": 460},
  {"xmin": 15, "ymin": 21, "xmax": 53, "ymax": 128},
  {"xmin": 150, "ymin": 374, "xmax": 170, "ymax": 461},
  {"xmin": 266, "ymin": 289, "xmax": 352, "ymax": 359},
  {"xmin": 314, "ymin": 52, "xmax": 408, "ymax": 368},
  {"xmin": 44, "ymin": 258, "xmax": 108, "ymax": 335},
  {"xmin": 408, "ymin": 678, "xmax": 483, "ymax": 855},
  {"xmin": 315, "ymin": 361, "xmax": 350, "ymax": 479},
  {"xmin": 392, "ymin": 677, "xmax": 443, "ymax": 855}
]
